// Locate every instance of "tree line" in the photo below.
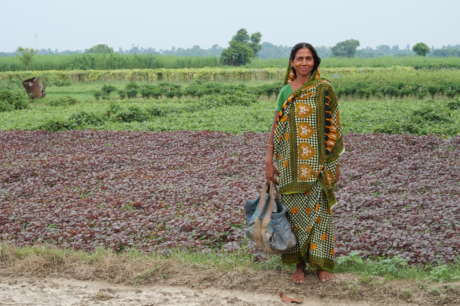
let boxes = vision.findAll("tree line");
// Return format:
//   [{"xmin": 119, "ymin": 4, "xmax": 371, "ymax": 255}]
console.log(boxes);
[{"xmin": 6, "ymin": 28, "xmax": 460, "ymax": 68}]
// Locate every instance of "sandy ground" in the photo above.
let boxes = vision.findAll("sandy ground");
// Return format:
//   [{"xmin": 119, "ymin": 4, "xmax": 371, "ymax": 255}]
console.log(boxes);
[{"xmin": 0, "ymin": 276, "xmax": 385, "ymax": 306}]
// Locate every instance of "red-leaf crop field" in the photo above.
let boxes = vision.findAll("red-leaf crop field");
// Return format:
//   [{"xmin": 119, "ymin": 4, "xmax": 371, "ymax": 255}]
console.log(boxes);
[{"xmin": 0, "ymin": 131, "xmax": 458, "ymax": 265}]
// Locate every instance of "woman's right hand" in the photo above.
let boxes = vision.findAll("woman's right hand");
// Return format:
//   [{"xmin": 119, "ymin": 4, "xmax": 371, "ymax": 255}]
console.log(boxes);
[{"xmin": 265, "ymin": 161, "xmax": 279, "ymax": 183}]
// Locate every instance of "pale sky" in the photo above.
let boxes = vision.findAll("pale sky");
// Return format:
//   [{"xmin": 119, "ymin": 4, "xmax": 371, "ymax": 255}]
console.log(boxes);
[{"xmin": 1, "ymin": 0, "xmax": 459, "ymax": 52}]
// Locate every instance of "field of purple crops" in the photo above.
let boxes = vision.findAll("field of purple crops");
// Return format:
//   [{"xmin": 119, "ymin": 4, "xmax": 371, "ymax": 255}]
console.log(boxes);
[{"xmin": 0, "ymin": 131, "xmax": 458, "ymax": 264}]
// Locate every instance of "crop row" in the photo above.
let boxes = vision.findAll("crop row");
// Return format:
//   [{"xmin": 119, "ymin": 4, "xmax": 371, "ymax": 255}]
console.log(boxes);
[
  {"xmin": 249, "ymin": 56, "xmax": 460, "ymax": 70},
  {"xmin": 2, "ymin": 67, "xmax": 459, "ymax": 99},
  {"xmin": 0, "ymin": 54, "xmax": 221, "ymax": 72},
  {"xmin": 0, "ymin": 131, "xmax": 458, "ymax": 265},
  {"xmin": 2, "ymin": 54, "xmax": 460, "ymax": 71},
  {"xmin": 0, "ymin": 67, "xmax": 413, "ymax": 82},
  {"xmin": 92, "ymin": 70, "xmax": 460, "ymax": 99}
]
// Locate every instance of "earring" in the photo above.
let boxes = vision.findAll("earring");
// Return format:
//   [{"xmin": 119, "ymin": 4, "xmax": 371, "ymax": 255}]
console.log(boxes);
[{"xmin": 288, "ymin": 67, "xmax": 295, "ymax": 82}]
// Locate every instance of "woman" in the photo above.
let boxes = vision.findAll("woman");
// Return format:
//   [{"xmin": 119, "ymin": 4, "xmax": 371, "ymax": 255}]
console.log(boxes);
[{"xmin": 265, "ymin": 43, "xmax": 344, "ymax": 283}]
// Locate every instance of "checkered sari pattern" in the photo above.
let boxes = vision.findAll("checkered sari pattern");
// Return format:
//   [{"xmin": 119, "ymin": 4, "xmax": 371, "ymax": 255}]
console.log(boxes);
[
  {"xmin": 273, "ymin": 80, "xmax": 342, "ymax": 197},
  {"xmin": 272, "ymin": 77, "xmax": 344, "ymax": 271},
  {"xmin": 294, "ymin": 86, "xmax": 321, "ymax": 183},
  {"xmin": 280, "ymin": 183, "xmax": 335, "ymax": 271}
]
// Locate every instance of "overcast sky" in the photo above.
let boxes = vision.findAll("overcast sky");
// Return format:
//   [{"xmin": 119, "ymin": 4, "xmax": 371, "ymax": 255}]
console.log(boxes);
[{"xmin": 2, "ymin": 0, "xmax": 459, "ymax": 52}]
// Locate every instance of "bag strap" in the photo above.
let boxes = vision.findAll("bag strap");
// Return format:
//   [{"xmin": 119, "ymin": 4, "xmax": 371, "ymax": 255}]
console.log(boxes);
[
  {"xmin": 252, "ymin": 182, "xmax": 269, "ymax": 249},
  {"xmin": 260, "ymin": 182, "xmax": 276, "ymax": 252}
]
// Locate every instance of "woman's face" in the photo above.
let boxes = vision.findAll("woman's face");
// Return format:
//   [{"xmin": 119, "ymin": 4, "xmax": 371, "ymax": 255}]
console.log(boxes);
[{"xmin": 291, "ymin": 48, "xmax": 315, "ymax": 78}]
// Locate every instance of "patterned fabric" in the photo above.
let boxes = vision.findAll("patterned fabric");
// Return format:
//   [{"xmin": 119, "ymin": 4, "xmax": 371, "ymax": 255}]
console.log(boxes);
[
  {"xmin": 273, "ymin": 70, "xmax": 344, "ymax": 207},
  {"xmin": 280, "ymin": 184, "xmax": 335, "ymax": 271},
  {"xmin": 273, "ymin": 69, "xmax": 344, "ymax": 272}
]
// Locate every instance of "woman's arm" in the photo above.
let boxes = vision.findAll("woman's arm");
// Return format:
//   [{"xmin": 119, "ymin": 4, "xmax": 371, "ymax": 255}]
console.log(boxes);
[{"xmin": 265, "ymin": 111, "xmax": 279, "ymax": 182}]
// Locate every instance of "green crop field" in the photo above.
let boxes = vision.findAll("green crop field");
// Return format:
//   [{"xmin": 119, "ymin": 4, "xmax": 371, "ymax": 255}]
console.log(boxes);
[
  {"xmin": 2, "ymin": 53, "xmax": 460, "ymax": 71},
  {"xmin": 2, "ymin": 67, "xmax": 460, "ymax": 99},
  {"xmin": 1, "ymin": 80, "xmax": 459, "ymax": 136}
]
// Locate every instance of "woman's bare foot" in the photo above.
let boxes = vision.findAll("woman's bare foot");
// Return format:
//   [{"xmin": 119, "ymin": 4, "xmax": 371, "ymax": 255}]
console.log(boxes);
[
  {"xmin": 317, "ymin": 270, "xmax": 334, "ymax": 282},
  {"xmin": 292, "ymin": 262, "xmax": 306, "ymax": 284}
]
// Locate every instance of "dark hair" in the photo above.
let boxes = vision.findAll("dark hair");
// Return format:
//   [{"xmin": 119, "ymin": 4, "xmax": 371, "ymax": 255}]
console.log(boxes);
[{"xmin": 288, "ymin": 42, "xmax": 321, "ymax": 77}]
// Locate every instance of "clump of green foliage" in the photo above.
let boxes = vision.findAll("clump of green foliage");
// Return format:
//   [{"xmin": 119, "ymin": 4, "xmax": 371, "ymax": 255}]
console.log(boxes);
[
  {"xmin": 47, "ymin": 96, "xmax": 79, "ymax": 107},
  {"xmin": 36, "ymin": 119, "xmax": 72, "ymax": 132},
  {"xmin": 68, "ymin": 111, "xmax": 105, "ymax": 126},
  {"xmin": 125, "ymin": 82, "xmax": 139, "ymax": 98},
  {"xmin": 203, "ymin": 91, "xmax": 257, "ymax": 107},
  {"xmin": 0, "ymin": 89, "xmax": 28, "ymax": 112},
  {"xmin": 113, "ymin": 106, "xmax": 149, "ymax": 122},
  {"xmin": 336, "ymin": 252, "xmax": 460, "ymax": 282},
  {"xmin": 37, "ymin": 111, "xmax": 105, "ymax": 131},
  {"xmin": 373, "ymin": 100, "xmax": 459, "ymax": 136},
  {"xmin": 94, "ymin": 84, "xmax": 118, "ymax": 100}
]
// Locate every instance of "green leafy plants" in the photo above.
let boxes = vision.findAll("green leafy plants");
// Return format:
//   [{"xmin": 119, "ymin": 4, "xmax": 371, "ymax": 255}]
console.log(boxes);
[
  {"xmin": 47, "ymin": 96, "xmax": 79, "ymax": 107},
  {"xmin": 114, "ymin": 106, "xmax": 149, "ymax": 122},
  {"xmin": 429, "ymin": 261, "xmax": 460, "ymax": 282},
  {"xmin": 68, "ymin": 111, "xmax": 105, "ymax": 126},
  {"xmin": 447, "ymin": 99, "xmax": 460, "ymax": 110},
  {"xmin": 105, "ymin": 103, "xmax": 123, "ymax": 119},
  {"xmin": 36, "ymin": 119, "xmax": 73, "ymax": 131},
  {"xmin": 0, "ymin": 89, "xmax": 28, "ymax": 112},
  {"xmin": 203, "ymin": 91, "xmax": 257, "ymax": 107}
]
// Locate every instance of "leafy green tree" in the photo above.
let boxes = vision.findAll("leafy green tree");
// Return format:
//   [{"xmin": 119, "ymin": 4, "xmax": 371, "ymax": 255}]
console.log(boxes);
[
  {"xmin": 86, "ymin": 44, "xmax": 114, "ymax": 54},
  {"xmin": 221, "ymin": 29, "xmax": 262, "ymax": 66},
  {"xmin": 249, "ymin": 32, "xmax": 262, "ymax": 55},
  {"xmin": 16, "ymin": 47, "xmax": 36, "ymax": 69},
  {"xmin": 233, "ymin": 29, "xmax": 250, "ymax": 43},
  {"xmin": 412, "ymin": 42, "xmax": 430, "ymax": 56},
  {"xmin": 331, "ymin": 39, "xmax": 360, "ymax": 57}
]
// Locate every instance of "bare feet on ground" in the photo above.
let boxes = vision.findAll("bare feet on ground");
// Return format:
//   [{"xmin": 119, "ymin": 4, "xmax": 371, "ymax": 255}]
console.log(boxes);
[
  {"xmin": 292, "ymin": 262, "xmax": 306, "ymax": 284},
  {"xmin": 317, "ymin": 270, "xmax": 334, "ymax": 282}
]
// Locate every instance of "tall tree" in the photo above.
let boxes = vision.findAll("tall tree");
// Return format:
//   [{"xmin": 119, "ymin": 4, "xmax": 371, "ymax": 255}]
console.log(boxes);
[
  {"xmin": 249, "ymin": 32, "xmax": 262, "ymax": 55},
  {"xmin": 16, "ymin": 47, "xmax": 36, "ymax": 70},
  {"xmin": 221, "ymin": 29, "xmax": 262, "ymax": 66},
  {"xmin": 331, "ymin": 39, "xmax": 360, "ymax": 57},
  {"xmin": 412, "ymin": 42, "xmax": 430, "ymax": 56}
]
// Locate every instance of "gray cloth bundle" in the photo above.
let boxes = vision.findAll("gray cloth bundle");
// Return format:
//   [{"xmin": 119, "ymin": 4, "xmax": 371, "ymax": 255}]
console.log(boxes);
[{"xmin": 244, "ymin": 182, "xmax": 297, "ymax": 254}]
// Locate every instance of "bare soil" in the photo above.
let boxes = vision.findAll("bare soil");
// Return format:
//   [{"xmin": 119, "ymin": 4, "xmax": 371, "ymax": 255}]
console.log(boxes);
[
  {"xmin": 0, "ymin": 269, "xmax": 458, "ymax": 306},
  {"xmin": 0, "ymin": 245, "xmax": 457, "ymax": 305},
  {"xmin": 0, "ymin": 275, "xmax": 370, "ymax": 306}
]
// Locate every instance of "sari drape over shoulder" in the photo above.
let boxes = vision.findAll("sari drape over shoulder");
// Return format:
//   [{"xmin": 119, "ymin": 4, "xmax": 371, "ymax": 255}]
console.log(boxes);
[{"xmin": 273, "ymin": 70, "xmax": 344, "ymax": 271}]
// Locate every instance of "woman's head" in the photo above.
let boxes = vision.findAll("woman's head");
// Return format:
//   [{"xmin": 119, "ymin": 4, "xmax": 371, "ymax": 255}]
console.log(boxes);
[{"xmin": 287, "ymin": 43, "xmax": 321, "ymax": 82}]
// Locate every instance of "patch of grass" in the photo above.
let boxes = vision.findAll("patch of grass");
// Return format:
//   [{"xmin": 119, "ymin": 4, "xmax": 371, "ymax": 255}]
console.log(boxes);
[
  {"xmin": 1, "ymin": 243, "xmax": 459, "ymax": 284},
  {"xmin": 46, "ymin": 96, "xmax": 79, "ymax": 107},
  {"xmin": 342, "ymin": 98, "xmax": 460, "ymax": 136},
  {"xmin": 335, "ymin": 251, "xmax": 460, "ymax": 282}
]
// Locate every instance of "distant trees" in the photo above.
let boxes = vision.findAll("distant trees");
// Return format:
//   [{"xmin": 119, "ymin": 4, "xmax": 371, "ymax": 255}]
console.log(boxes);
[
  {"xmin": 356, "ymin": 45, "xmax": 413, "ymax": 57},
  {"xmin": 86, "ymin": 44, "xmax": 114, "ymax": 54},
  {"xmin": 431, "ymin": 45, "xmax": 460, "ymax": 57},
  {"xmin": 331, "ymin": 39, "xmax": 360, "ymax": 57},
  {"xmin": 412, "ymin": 42, "xmax": 430, "ymax": 56},
  {"xmin": 16, "ymin": 47, "xmax": 36, "ymax": 69},
  {"xmin": 257, "ymin": 42, "xmax": 290, "ymax": 59},
  {"xmin": 221, "ymin": 29, "xmax": 262, "ymax": 66}
]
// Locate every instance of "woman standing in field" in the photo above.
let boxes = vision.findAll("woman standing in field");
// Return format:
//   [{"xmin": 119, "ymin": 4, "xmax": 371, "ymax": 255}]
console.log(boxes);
[{"xmin": 265, "ymin": 43, "xmax": 344, "ymax": 283}]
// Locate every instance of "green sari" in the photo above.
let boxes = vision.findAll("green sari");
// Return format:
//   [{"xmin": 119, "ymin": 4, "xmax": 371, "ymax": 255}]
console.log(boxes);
[{"xmin": 273, "ymin": 70, "xmax": 344, "ymax": 271}]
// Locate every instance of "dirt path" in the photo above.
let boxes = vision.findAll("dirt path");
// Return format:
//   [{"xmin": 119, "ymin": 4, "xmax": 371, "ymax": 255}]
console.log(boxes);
[
  {"xmin": 0, "ymin": 246, "xmax": 457, "ymax": 306},
  {"xmin": 0, "ymin": 276, "xmax": 377, "ymax": 306}
]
